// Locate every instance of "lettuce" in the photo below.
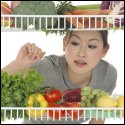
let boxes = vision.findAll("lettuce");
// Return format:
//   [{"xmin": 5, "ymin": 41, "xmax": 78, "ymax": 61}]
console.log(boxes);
[{"xmin": 1, "ymin": 69, "xmax": 45, "ymax": 121}]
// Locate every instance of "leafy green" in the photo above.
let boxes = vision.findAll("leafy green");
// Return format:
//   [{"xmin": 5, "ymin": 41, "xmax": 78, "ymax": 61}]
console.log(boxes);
[
  {"xmin": 13, "ymin": 1, "xmax": 57, "ymax": 30},
  {"xmin": 56, "ymin": 1, "xmax": 76, "ymax": 15},
  {"xmin": 45, "ymin": 1, "xmax": 76, "ymax": 35},
  {"xmin": 43, "ymin": 29, "xmax": 70, "ymax": 36},
  {"xmin": 1, "ymin": 69, "xmax": 45, "ymax": 121}
]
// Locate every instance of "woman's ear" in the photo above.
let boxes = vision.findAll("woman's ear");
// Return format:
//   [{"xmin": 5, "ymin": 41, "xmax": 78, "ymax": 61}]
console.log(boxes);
[{"xmin": 101, "ymin": 45, "xmax": 110, "ymax": 58}]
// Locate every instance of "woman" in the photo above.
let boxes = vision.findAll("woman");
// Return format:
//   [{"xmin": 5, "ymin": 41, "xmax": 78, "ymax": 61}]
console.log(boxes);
[{"xmin": 2, "ymin": 30, "xmax": 117, "ymax": 124}]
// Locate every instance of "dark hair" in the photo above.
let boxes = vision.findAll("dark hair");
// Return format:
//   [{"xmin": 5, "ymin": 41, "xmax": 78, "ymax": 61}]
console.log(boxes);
[
  {"xmin": 99, "ymin": 30, "xmax": 109, "ymax": 48},
  {"xmin": 64, "ymin": 30, "xmax": 109, "ymax": 48}
]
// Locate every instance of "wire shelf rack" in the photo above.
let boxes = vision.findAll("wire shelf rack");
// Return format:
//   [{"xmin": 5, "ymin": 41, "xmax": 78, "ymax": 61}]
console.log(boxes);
[
  {"xmin": 1, "ymin": 107, "xmax": 124, "ymax": 122},
  {"xmin": 1, "ymin": 14, "xmax": 124, "ymax": 32},
  {"xmin": 1, "ymin": 14, "xmax": 124, "ymax": 123}
]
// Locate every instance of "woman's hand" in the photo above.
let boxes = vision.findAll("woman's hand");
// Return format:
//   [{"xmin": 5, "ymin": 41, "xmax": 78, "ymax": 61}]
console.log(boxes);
[{"xmin": 15, "ymin": 42, "xmax": 46, "ymax": 69}]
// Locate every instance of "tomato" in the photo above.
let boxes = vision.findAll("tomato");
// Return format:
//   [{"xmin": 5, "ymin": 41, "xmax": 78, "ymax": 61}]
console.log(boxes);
[
  {"xmin": 67, "ymin": 102, "xmax": 83, "ymax": 120},
  {"xmin": 60, "ymin": 102, "xmax": 83, "ymax": 120},
  {"xmin": 60, "ymin": 102, "xmax": 69, "ymax": 107},
  {"xmin": 44, "ymin": 89, "xmax": 62, "ymax": 103},
  {"xmin": 48, "ymin": 103, "xmax": 65, "ymax": 120}
]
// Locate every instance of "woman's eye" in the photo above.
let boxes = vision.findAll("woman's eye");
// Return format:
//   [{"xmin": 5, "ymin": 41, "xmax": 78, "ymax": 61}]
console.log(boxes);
[
  {"xmin": 88, "ymin": 45, "xmax": 97, "ymax": 49},
  {"xmin": 71, "ymin": 42, "xmax": 79, "ymax": 46}
]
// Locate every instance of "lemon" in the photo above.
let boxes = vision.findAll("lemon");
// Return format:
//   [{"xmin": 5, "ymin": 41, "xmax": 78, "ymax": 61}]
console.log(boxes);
[
  {"xmin": 117, "ymin": 96, "xmax": 124, "ymax": 117},
  {"xmin": 96, "ymin": 95, "xmax": 117, "ymax": 107}
]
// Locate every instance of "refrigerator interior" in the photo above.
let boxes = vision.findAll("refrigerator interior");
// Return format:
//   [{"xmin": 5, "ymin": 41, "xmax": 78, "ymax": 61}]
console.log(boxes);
[{"xmin": 1, "ymin": 1, "xmax": 124, "ymax": 124}]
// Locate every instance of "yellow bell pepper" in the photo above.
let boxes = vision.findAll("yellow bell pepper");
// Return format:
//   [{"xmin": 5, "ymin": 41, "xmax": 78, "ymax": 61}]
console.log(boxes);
[{"xmin": 26, "ymin": 93, "xmax": 48, "ymax": 118}]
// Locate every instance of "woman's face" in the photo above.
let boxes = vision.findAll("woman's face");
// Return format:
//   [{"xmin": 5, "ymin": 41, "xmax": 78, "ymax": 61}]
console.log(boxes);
[{"xmin": 63, "ymin": 31, "xmax": 108, "ymax": 74}]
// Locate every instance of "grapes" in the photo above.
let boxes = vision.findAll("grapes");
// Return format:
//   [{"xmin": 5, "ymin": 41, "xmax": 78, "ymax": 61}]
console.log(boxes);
[
  {"xmin": 81, "ymin": 86, "xmax": 92, "ymax": 95},
  {"xmin": 81, "ymin": 87, "xmax": 110, "ymax": 107},
  {"xmin": 89, "ymin": 94, "xmax": 94, "ymax": 99}
]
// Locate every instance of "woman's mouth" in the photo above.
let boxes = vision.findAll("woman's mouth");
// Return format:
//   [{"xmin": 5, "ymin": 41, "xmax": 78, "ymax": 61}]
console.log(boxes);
[{"xmin": 74, "ymin": 60, "xmax": 87, "ymax": 67}]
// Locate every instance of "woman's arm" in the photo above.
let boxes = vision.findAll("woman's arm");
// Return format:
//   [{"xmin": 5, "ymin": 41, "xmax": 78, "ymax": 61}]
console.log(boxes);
[
  {"xmin": 89, "ymin": 118, "xmax": 105, "ymax": 124},
  {"xmin": 1, "ymin": 60, "xmax": 28, "ymax": 75},
  {"xmin": 1, "ymin": 43, "xmax": 45, "ymax": 75}
]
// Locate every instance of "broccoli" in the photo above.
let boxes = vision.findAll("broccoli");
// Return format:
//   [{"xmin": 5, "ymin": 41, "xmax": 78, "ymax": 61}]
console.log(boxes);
[{"xmin": 13, "ymin": 1, "xmax": 57, "ymax": 30}]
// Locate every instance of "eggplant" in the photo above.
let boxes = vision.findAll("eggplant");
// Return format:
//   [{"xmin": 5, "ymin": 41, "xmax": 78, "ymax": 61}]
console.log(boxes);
[{"xmin": 63, "ymin": 88, "xmax": 81, "ymax": 102}]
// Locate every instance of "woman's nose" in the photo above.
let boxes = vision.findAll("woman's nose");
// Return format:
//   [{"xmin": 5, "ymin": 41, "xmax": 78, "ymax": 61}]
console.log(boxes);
[{"xmin": 77, "ymin": 47, "xmax": 86, "ymax": 57}]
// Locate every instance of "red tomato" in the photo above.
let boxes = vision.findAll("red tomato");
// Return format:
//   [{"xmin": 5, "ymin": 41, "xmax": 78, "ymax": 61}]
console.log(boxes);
[
  {"xmin": 67, "ymin": 102, "xmax": 83, "ymax": 120},
  {"xmin": 60, "ymin": 102, "xmax": 69, "ymax": 107},
  {"xmin": 44, "ymin": 89, "xmax": 62, "ymax": 103},
  {"xmin": 48, "ymin": 103, "xmax": 65, "ymax": 120}
]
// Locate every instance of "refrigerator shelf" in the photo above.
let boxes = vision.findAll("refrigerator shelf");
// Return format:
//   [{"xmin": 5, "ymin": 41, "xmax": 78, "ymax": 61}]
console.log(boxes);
[
  {"xmin": 1, "ymin": 107, "xmax": 124, "ymax": 122},
  {"xmin": 1, "ymin": 14, "xmax": 124, "ymax": 32}
]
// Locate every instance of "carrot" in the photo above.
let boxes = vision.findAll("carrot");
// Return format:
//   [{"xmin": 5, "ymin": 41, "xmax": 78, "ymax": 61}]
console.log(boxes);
[
  {"xmin": 70, "ymin": 9, "xmax": 112, "ymax": 15},
  {"xmin": 63, "ymin": 11, "xmax": 83, "ymax": 29},
  {"xmin": 84, "ymin": 18, "xmax": 113, "ymax": 28},
  {"xmin": 70, "ymin": 9, "xmax": 100, "ymax": 15},
  {"xmin": 63, "ymin": 9, "xmax": 113, "ymax": 29},
  {"xmin": 99, "ymin": 9, "xmax": 112, "ymax": 15}
]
